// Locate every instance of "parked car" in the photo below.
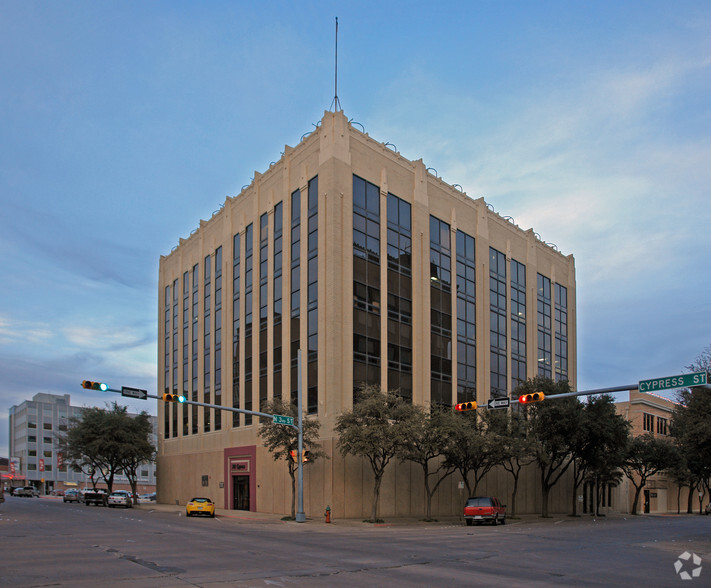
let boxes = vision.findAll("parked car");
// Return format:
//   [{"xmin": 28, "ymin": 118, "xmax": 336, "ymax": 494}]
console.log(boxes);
[
  {"xmin": 186, "ymin": 497, "xmax": 215, "ymax": 518},
  {"xmin": 14, "ymin": 486, "xmax": 39, "ymax": 498},
  {"xmin": 705, "ymin": 503, "xmax": 711, "ymax": 516},
  {"xmin": 108, "ymin": 491, "xmax": 133, "ymax": 508},
  {"xmin": 139, "ymin": 492, "xmax": 156, "ymax": 503},
  {"xmin": 63, "ymin": 489, "xmax": 80, "ymax": 503},
  {"xmin": 83, "ymin": 489, "xmax": 108, "ymax": 506},
  {"xmin": 463, "ymin": 496, "xmax": 506, "ymax": 526}
]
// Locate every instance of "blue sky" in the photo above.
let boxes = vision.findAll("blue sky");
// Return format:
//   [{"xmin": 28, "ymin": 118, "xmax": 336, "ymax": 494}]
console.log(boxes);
[{"xmin": 1, "ymin": 1, "xmax": 710, "ymax": 456}]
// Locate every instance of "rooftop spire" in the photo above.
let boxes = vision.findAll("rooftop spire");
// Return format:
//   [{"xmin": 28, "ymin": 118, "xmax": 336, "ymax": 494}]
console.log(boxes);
[{"xmin": 330, "ymin": 17, "xmax": 342, "ymax": 112}]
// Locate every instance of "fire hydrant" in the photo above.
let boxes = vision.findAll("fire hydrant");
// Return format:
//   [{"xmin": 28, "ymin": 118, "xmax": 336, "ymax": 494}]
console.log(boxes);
[{"xmin": 325, "ymin": 505, "xmax": 331, "ymax": 523}]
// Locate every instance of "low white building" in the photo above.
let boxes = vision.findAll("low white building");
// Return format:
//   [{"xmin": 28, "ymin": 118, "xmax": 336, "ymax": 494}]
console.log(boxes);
[{"xmin": 8, "ymin": 393, "xmax": 157, "ymax": 495}]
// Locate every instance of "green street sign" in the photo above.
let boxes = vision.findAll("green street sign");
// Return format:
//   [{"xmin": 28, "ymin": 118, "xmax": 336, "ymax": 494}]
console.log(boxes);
[
  {"xmin": 638, "ymin": 371, "xmax": 707, "ymax": 393},
  {"xmin": 273, "ymin": 414, "xmax": 294, "ymax": 426}
]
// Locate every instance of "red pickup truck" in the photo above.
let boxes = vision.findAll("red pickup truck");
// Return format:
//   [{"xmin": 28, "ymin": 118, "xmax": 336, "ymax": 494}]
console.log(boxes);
[{"xmin": 463, "ymin": 496, "xmax": 506, "ymax": 526}]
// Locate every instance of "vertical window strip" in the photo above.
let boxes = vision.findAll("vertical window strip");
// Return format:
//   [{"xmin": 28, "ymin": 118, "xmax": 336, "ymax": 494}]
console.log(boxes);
[
  {"xmin": 290, "ymin": 189, "xmax": 301, "ymax": 407},
  {"xmin": 554, "ymin": 283, "xmax": 568, "ymax": 381},
  {"xmin": 203, "ymin": 255, "xmax": 211, "ymax": 432},
  {"xmin": 273, "ymin": 202, "xmax": 283, "ymax": 402},
  {"xmin": 510, "ymin": 259, "xmax": 527, "ymax": 387},
  {"xmin": 353, "ymin": 175, "xmax": 381, "ymax": 399},
  {"xmin": 386, "ymin": 192, "xmax": 412, "ymax": 402},
  {"xmin": 489, "ymin": 248, "xmax": 507, "ymax": 399},
  {"xmin": 244, "ymin": 223, "xmax": 253, "ymax": 425},
  {"xmin": 182, "ymin": 271, "xmax": 189, "ymax": 436},
  {"xmin": 191, "ymin": 264, "xmax": 199, "ymax": 433},
  {"xmin": 456, "ymin": 230, "xmax": 476, "ymax": 404},
  {"xmin": 259, "ymin": 213, "xmax": 269, "ymax": 413},
  {"xmin": 232, "ymin": 234, "xmax": 241, "ymax": 427},
  {"xmin": 537, "ymin": 273, "xmax": 552, "ymax": 377},
  {"xmin": 307, "ymin": 176, "xmax": 318, "ymax": 414},
  {"xmin": 430, "ymin": 215, "xmax": 452, "ymax": 408},
  {"xmin": 214, "ymin": 246, "xmax": 222, "ymax": 430},
  {"xmin": 172, "ymin": 279, "xmax": 178, "ymax": 437},
  {"xmin": 164, "ymin": 284, "xmax": 170, "ymax": 439}
]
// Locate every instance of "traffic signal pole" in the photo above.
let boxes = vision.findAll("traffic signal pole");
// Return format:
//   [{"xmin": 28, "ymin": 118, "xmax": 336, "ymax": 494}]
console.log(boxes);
[{"xmin": 296, "ymin": 349, "xmax": 305, "ymax": 523}]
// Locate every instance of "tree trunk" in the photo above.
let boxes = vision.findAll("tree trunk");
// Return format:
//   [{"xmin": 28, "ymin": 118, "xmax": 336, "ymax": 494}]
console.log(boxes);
[
  {"xmin": 686, "ymin": 484, "xmax": 695, "ymax": 514},
  {"xmin": 541, "ymin": 484, "xmax": 551, "ymax": 518},
  {"xmin": 510, "ymin": 473, "xmax": 520, "ymax": 518},
  {"xmin": 290, "ymin": 471, "xmax": 296, "ymax": 519},
  {"xmin": 371, "ymin": 474, "xmax": 383, "ymax": 522},
  {"xmin": 424, "ymin": 472, "xmax": 432, "ymax": 521},
  {"xmin": 631, "ymin": 484, "xmax": 643, "ymax": 515}
]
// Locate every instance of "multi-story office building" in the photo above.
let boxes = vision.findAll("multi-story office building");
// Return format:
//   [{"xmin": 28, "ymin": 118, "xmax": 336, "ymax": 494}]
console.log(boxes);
[
  {"xmin": 8, "ymin": 393, "xmax": 157, "ymax": 494},
  {"xmin": 157, "ymin": 110, "xmax": 577, "ymax": 518}
]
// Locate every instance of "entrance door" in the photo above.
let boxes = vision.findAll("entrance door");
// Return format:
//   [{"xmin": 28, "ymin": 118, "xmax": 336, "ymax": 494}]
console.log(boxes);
[
  {"xmin": 233, "ymin": 475, "xmax": 250, "ymax": 511},
  {"xmin": 644, "ymin": 489, "xmax": 650, "ymax": 513}
]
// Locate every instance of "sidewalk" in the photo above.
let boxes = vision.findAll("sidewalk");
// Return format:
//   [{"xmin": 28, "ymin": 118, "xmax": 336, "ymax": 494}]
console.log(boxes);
[{"xmin": 134, "ymin": 501, "xmax": 641, "ymax": 528}]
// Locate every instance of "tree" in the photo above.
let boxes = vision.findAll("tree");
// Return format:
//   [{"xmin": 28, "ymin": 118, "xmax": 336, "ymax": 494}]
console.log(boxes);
[
  {"xmin": 57, "ymin": 402, "xmax": 155, "ymax": 495},
  {"xmin": 335, "ymin": 385, "xmax": 417, "ymax": 522},
  {"xmin": 117, "ymin": 412, "xmax": 155, "ymax": 504},
  {"xmin": 485, "ymin": 409, "xmax": 534, "ymax": 519},
  {"xmin": 523, "ymin": 377, "xmax": 583, "ymax": 517},
  {"xmin": 257, "ymin": 398, "xmax": 325, "ymax": 519},
  {"xmin": 444, "ymin": 410, "xmax": 505, "ymax": 501},
  {"xmin": 670, "ymin": 344, "xmax": 711, "ymax": 514},
  {"xmin": 399, "ymin": 406, "xmax": 457, "ymax": 521},
  {"xmin": 621, "ymin": 434, "xmax": 679, "ymax": 515},
  {"xmin": 571, "ymin": 395, "xmax": 630, "ymax": 516}
]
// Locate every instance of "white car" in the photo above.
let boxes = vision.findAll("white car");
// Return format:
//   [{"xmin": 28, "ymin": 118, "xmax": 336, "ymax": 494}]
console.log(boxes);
[{"xmin": 107, "ymin": 491, "xmax": 133, "ymax": 508}]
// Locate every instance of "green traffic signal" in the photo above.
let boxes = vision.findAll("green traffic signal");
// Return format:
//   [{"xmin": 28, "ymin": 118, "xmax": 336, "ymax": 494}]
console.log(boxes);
[{"xmin": 81, "ymin": 380, "xmax": 109, "ymax": 391}]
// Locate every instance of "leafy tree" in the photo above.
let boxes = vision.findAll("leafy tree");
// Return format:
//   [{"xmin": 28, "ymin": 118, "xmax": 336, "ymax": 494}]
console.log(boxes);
[
  {"xmin": 523, "ymin": 377, "xmax": 583, "ymax": 517},
  {"xmin": 57, "ymin": 402, "xmax": 155, "ymax": 495},
  {"xmin": 485, "ymin": 408, "xmax": 535, "ymax": 518},
  {"xmin": 257, "ymin": 398, "xmax": 325, "ymax": 519},
  {"xmin": 670, "ymin": 344, "xmax": 711, "ymax": 514},
  {"xmin": 399, "ymin": 406, "xmax": 457, "ymax": 521},
  {"xmin": 621, "ymin": 434, "xmax": 679, "ymax": 514},
  {"xmin": 443, "ymin": 410, "xmax": 505, "ymax": 501},
  {"xmin": 117, "ymin": 412, "xmax": 155, "ymax": 503},
  {"xmin": 335, "ymin": 384, "xmax": 417, "ymax": 522},
  {"xmin": 571, "ymin": 395, "xmax": 630, "ymax": 516}
]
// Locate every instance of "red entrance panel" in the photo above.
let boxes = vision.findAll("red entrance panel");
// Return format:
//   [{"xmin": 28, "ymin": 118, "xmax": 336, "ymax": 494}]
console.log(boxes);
[{"xmin": 223, "ymin": 446, "xmax": 256, "ymax": 512}]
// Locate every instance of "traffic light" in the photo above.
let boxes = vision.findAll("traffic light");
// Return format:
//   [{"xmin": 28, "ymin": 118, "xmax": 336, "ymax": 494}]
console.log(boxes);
[
  {"xmin": 162, "ymin": 392, "xmax": 185, "ymax": 403},
  {"xmin": 519, "ymin": 392, "xmax": 545, "ymax": 404},
  {"xmin": 290, "ymin": 450, "xmax": 310, "ymax": 463},
  {"xmin": 81, "ymin": 380, "xmax": 108, "ymax": 391},
  {"xmin": 455, "ymin": 401, "xmax": 477, "ymax": 411}
]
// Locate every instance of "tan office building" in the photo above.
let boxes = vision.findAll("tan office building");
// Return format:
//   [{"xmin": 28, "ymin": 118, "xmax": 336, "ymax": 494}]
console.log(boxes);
[{"xmin": 157, "ymin": 110, "xmax": 577, "ymax": 518}]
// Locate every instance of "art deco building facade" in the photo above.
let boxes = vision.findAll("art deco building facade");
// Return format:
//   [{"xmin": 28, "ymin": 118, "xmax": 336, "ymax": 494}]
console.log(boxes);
[{"xmin": 157, "ymin": 111, "xmax": 577, "ymax": 518}]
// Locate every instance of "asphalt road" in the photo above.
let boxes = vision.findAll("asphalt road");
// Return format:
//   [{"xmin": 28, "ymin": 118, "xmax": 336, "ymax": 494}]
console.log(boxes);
[{"xmin": 1, "ymin": 495, "xmax": 709, "ymax": 587}]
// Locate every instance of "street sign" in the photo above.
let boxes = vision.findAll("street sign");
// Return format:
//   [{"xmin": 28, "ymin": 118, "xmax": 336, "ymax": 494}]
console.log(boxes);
[
  {"xmin": 121, "ymin": 386, "xmax": 148, "ymax": 400},
  {"xmin": 273, "ymin": 414, "xmax": 295, "ymax": 426},
  {"xmin": 487, "ymin": 397, "xmax": 510, "ymax": 410},
  {"xmin": 638, "ymin": 371, "xmax": 707, "ymax": 393}
]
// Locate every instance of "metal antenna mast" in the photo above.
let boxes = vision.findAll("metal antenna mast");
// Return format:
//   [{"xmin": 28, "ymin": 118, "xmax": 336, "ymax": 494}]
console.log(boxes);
[{"xmin": 331, "ymin": 17, "xmax": 342, "ymax": 112}]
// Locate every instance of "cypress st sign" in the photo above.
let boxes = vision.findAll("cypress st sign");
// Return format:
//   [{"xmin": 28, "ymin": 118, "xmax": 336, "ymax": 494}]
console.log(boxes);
[{"xmin": 638, "ymin": 371, "xmax": 707, "ymax": 393}]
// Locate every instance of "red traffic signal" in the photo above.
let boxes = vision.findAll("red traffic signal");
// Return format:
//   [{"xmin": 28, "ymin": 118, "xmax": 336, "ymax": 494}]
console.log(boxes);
[
  {"xmin": 519, "ymin": 392, "xmax": 545, "ymax": 404},
  {"xmin": 162, "ymin": 392, "xmax": 185, "ymax": 403},
  {"xmin": 289, "ymin": 450, "xmax": 311, "ymax": 463},
  {"xmin": 455, "ymin": 401, "xmax": 477, "ymax": 412},
  {"xmin": 81, "ymin": 380, "xmax": 108, "ymax": 391}
]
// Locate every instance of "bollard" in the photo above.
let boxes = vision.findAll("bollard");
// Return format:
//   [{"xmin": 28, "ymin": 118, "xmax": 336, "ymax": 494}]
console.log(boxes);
[{"xmin": 325, "ymin": 505, "xmax": 331, "ymax": 523}]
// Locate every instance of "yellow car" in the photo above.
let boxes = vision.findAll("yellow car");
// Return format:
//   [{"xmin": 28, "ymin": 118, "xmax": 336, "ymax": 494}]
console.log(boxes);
[{"xmin": 186, "ymin": 497, "xmax": 215, "ymax": 518}]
